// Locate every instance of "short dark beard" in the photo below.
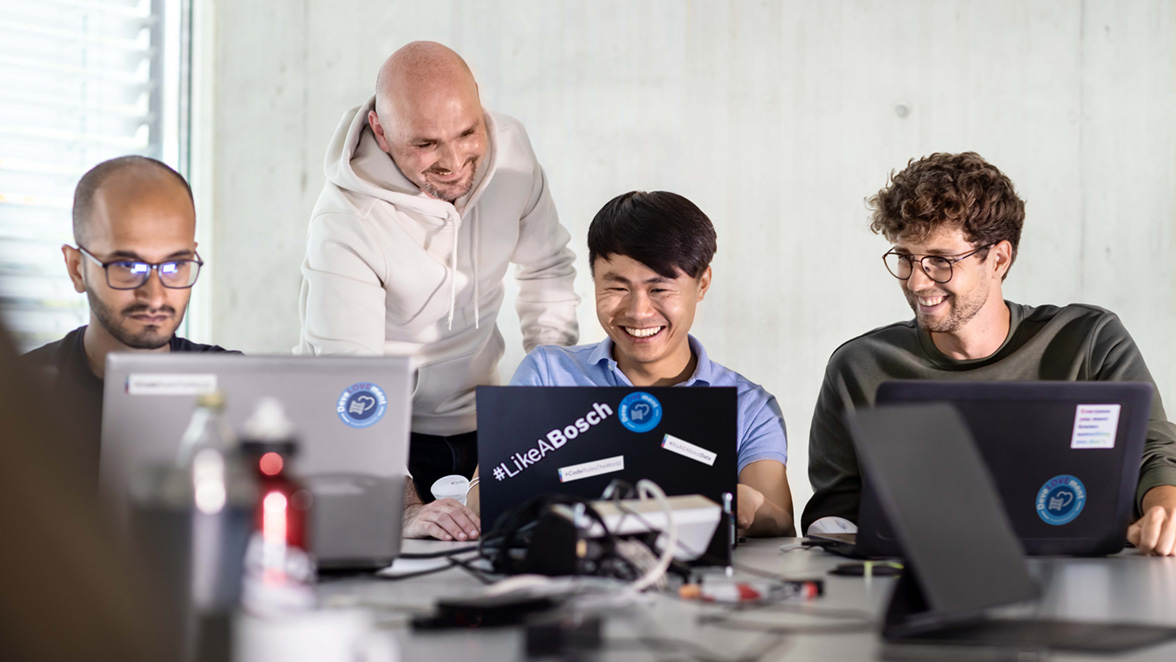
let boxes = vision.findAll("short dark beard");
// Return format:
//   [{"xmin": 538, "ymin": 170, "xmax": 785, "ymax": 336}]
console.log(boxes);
[
  {"xmin": 905, "ymin": 285, "xmax": 989, "ymax": 334},
  {"xmin": 86, "ymin": 289, "xmax": 180, "ymax": 350}
]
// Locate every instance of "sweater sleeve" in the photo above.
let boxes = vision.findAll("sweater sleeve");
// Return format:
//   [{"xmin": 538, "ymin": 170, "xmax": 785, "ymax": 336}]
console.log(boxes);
[
  {"xmin": 510, "ymin": 136, "xmax": 579, "ymax": 353},
  {"xmin": 801, "ymin": 357, "xmax": 865, "ymax": 533},
  {"xmin": 297, "ymin": 212, "xmax": 388, "ymax": 356},
  {"xmin": 1087, "ymin": 313, "xmax": 1176, "ymax": 514}
]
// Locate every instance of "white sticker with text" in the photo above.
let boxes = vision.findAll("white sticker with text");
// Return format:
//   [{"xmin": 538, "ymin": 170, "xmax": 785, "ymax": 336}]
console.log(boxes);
[
  {"xmin": 1071, "ymin": 404, "xmax": 1120, "ymax": 449},
  {"xmin": 127, "ymin": 373, "xmax": 218, "ymax": 396},
  {"xmin": 661, "ymin": 433, "xmax": 717, "ymax": 466},
  {"xmin": 558, "ymin": 455, "xmax": 624, "ymax": 483}
]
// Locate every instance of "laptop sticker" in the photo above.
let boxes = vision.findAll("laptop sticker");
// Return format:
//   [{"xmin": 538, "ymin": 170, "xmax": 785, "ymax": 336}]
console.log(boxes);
[
  {"xmin": 662, "ymin": 433, "xmax": 717, "ymax": 466},
  {"xmin": 558, "ymin": 455, "xmax": 625, "ymax": 483},
  {"xmin": 126, "ymin": 373, "xmax": 217, "ymax": 396},
  {"xmin": 1036, "ymin": 475, "xmax": 1087, "ymax": 525},
  {"xmin": 619, "ymin": 391, "xmax": 662, "ymax": 433},
  {"xmin": 488, "ymin": 402, "xmax": 614, "ymax": 482},
  {"xmin": 336, "ymin": 382, "xmax": 387, "ymax": 428},
  {"xmin": 1071, "ymin": 404, "xmax": 1120, "ymax": 449}
]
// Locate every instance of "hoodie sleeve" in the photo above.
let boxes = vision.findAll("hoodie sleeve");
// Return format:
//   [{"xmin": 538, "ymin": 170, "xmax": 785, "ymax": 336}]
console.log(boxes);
[
  {"xmin": 510, "ymin": 147, "xmax": 580, "ymax": 353},
  {"xmin": 297, "ymin": 211, "xmax": 388, "ymax": 356}
]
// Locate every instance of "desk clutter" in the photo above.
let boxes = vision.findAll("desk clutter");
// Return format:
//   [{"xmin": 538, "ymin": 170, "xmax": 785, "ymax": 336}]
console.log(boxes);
[{"xmin": 110, "ymin": 388, "xmax": 1176, "ymax": 662}]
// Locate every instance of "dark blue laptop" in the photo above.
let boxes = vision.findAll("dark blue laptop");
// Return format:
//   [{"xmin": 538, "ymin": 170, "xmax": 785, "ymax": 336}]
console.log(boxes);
[{"xmin": 476, "ymin": 385, "xmax": 738, "ymax": 564}]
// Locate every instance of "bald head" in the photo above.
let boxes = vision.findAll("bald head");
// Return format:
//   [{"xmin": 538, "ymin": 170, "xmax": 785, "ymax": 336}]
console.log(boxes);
[
  {"xmin": 374, "ymin": 41, "xmax": 478, "ymax": 120},
  {"xmin": 367, "ymin": 42, "xmax": 489, "ymax": 203},
  {"xmin": 72, "ymin": 156, "xmax": 194, "ymax": 246}
]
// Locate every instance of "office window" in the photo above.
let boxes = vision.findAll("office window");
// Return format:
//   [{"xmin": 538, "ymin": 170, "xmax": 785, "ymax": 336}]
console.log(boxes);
[{"xmin": 0, "ymin": 0, "xmax": 190, "ymax": 352}]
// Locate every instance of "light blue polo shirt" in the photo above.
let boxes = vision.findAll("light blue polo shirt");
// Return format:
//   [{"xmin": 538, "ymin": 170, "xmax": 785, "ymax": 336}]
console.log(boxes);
[{"xmin": 509, "ymin": 335, "xmax": 788, "ymax": 473}]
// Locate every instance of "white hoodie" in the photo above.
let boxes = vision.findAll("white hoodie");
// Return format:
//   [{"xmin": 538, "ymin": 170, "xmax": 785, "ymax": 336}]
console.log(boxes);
[{"xmin": 297, "ymin": 96, "xmax": 579, "ymax": 435}]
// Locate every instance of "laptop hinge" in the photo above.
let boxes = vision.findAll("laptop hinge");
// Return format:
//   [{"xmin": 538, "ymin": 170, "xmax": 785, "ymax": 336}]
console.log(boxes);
[{"xmin": 882, "ymin": 565, "xmax": 985, "ymax": 639}]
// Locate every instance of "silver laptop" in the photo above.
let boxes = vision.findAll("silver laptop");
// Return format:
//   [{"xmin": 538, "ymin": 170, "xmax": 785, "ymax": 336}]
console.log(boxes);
[{"xmin": 102, "ymin": 353, "xmax": 412, "ymax": 569}]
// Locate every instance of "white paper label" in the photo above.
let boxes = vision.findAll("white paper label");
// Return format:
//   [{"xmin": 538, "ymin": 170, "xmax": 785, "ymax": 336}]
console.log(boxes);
[
  {"xmin": 661, "ymin": 433, "xmax": 717, "ymax": 466},
  {"xmin": 127, "ymin": 373, "xmax": 218, "ymax": 396},
  {"xmin": 1071, "ymin": 404, "xmax": 1120, "ymax": 449},
  {"xmin": 557, "ymin": 455, "xmax": 624, "ymax": 483}
]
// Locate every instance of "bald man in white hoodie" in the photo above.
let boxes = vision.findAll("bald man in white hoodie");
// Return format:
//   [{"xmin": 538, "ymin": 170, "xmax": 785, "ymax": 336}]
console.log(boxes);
[{"xmin": 297, "ymin": 42, "xmax": 579, "ymax": 540}]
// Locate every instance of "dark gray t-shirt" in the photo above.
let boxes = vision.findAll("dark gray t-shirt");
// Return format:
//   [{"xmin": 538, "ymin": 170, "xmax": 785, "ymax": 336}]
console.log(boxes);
[
  {"xmin": 802, "ymin": 301, "xmax": 1176, "ymax": 532},
  {"xmin": 21, "ymin": 325, "xmax": 237, "ymax": 492}
]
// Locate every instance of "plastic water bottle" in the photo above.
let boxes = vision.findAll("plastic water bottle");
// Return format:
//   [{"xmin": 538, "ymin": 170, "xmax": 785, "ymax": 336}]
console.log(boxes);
[{"xmin": 176, "ymin": 390, "xmax": 255, "ymax": 612}]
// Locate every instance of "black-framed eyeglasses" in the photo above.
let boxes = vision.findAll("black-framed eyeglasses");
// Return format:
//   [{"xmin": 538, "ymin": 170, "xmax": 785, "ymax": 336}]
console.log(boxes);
[
  {"xmin": 77, "ymin": 246, "xmax": 204, "ymax": 290},
  {"xmin": 882, "ymin": 244, "xmax": 994, "ymax": 284}
]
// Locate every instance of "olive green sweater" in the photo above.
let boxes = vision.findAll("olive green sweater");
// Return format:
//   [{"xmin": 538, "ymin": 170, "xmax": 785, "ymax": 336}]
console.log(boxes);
[{"xmin": 802, "ymin": 301, "xmax": 1176, "ymax": 533}]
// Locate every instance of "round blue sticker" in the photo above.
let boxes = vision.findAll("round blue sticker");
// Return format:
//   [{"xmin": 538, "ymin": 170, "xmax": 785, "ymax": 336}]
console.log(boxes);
[
  {"xmin": 619, "ymin": 391, "xmax": 662, "ymax": 433},
  {"xmin": 337, "ymin": 382, "xmax": 387, "ymax": 428},
  {"xmin": 1036, "ymin": 475, "xmax": 1087, "ymax": 526}
]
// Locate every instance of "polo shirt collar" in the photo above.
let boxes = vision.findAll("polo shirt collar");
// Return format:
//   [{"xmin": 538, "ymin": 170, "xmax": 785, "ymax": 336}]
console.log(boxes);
[{"xmin": 589, "ymin": 334, "xmax": 714, "ymax": 386}]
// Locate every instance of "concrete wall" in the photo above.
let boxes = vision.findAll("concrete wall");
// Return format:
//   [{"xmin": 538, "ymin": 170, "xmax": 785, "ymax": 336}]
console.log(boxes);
[{"xmin": 207, "ymin": 0, "xmax": 1176, "ymax": 514}]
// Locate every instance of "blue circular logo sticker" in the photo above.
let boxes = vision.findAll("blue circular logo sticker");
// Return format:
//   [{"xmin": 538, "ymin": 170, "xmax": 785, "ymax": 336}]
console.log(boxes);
[
  {"xmin": 619, "ymin": 392, "xmax": 662, "ymax": 433},
  {"xmin": 1036, "ymin": 475, "xmax": 1087, "ymax": 526},
  {"xmin": 337, "ymin": 382, "xmax": 387, "ymax": 428}
]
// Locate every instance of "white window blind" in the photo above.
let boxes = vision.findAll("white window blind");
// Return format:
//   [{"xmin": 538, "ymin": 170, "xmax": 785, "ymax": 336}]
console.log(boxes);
[{"xmin": 0, "ymin": 0, "xmax": 188, "ymax": 352}]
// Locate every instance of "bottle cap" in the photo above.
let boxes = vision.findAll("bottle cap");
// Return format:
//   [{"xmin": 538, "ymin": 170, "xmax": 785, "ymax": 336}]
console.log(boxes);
[
  {"xmin": 241, "ymin": 398, "xmax": 299, "ymax": 457},
  {"xmin": 243, "ymin": 398, "xmax": 296, "ymax": 440},
  {"xmin": 196, "ymin": 390, "xmax": 226, "ymax": 409}
]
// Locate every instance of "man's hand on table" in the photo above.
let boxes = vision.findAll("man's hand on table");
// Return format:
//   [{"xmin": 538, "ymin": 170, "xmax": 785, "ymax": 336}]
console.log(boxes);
[
  {"xmin": 403, "ymin": 498, "xmax": 481, "ymax": 542},
  {"xmin": 1127, "ymin": 485, "xmax": 1176, "ymax": 556}
]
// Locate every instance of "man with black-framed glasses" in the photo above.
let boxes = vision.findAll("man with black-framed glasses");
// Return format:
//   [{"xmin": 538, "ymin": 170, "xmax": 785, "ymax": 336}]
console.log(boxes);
[
  {"xmin": 803, "ymin": 152, "xmax": 1176, "ymax": 556},
  {"xmin": 22, "ymin": 156, "xmax": 236, "ymax": 488}
]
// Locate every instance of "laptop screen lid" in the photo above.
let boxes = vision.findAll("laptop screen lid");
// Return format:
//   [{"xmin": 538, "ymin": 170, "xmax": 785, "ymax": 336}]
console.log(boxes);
[
  {"xmin": 846, "ymin": 404, "xmax": 1039, "ymax": 632},
  {"xmin": 476, "ymin": 385, "xmax": 738, "ymax": 562},
  {"xmin": 850, "ymin": 403, "xmax": 1176, "ymax": 654},
  {"xmin": 876, "ymin": 380, "xmax": 1150, "ymax": 555},
  {"xmin": 102, "ymin": 353, "xmax": 412, "ymax": 567}
]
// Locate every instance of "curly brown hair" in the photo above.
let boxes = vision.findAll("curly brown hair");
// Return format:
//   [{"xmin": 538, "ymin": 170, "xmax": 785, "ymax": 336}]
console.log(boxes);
[{"xmin": 868, "ymin": 152, "xmax": 1025, "ymax": 273}]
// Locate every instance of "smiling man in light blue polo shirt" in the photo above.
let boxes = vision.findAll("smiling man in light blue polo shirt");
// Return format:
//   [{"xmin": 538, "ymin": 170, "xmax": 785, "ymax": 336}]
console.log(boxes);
[{"xmin": 506, "ymin": 190, "xmax": 795, "ymax": 537}]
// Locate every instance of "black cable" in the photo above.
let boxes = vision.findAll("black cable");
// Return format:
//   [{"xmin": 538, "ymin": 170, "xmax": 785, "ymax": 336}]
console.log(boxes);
[
  {"xmin": 448, "ymin": 553, "xmax": 498, "ymax": 585},
  {"xmin": 397, "ymin": 544, "xmax": 481, "ymax": 559},
  {"xmin": 372, "ymin": 559, "xmax": 459, "ymax": 582}
]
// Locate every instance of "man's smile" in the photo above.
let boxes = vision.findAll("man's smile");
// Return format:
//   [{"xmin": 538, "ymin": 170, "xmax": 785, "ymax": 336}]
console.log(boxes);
[{"xmin": 622, "ymin": 325, "xmax": 664, "ymax": 340}]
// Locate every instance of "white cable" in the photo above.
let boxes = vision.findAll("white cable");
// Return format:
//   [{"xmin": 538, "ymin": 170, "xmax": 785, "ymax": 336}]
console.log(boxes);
[{"xmin": 629, "ymin": 479, "xmax": 677, "ymax": 592}]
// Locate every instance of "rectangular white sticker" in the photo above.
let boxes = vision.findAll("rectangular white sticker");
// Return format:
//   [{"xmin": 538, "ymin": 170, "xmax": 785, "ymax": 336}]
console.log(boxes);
[
  {"xmin": 558, "ymin": 455, "xmax": 624, "ymax": 483},
  {"xmin": 1071, "ymin": 404, "xmax": 1121, "ymax": 449},
  {"xmin": 662, "ymin": 433, "xmax": 717, "ymax": 466},
  {"xmin": 126, "ymin": 373, "xmax": 218, "ymax": 396}
]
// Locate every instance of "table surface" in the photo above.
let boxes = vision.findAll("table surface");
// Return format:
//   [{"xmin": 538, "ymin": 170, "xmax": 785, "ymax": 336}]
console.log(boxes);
[{"xmin": 316, "ymin": 538, "xmax": 1176, "ymax": 661}]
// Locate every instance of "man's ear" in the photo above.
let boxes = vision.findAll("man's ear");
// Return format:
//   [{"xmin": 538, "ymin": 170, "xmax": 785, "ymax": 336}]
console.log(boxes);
[
  {"xmin": 991, "ymin": 240, "xmax": 1014, "ymax": 278},
  {"xmin": 62, "ymin": 245, "xmax": 85, "ymax": 294},
  {"xmin": 367, "ymin": 110, "xmax": 392, "ymax": 153},
  {"xmin": 696, "ymin": 266, "xmax": 713, "ymax": 301}
]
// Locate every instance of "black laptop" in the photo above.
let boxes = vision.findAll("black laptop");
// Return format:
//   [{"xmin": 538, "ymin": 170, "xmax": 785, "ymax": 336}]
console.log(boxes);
[
  {"xmin": 476, "ymin": 385, "xmax": 738, "ymax": 563},
  {"xmin": 847, "ymin": 403, "xmax": 1176, "ymax": 654},
  {"xmin": 811, "ymin": 380, "xmax": 1151, "ymax": 558}
]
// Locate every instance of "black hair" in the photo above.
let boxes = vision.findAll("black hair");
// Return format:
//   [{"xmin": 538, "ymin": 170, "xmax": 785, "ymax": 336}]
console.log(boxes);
[
  {"xmin": 587, "ymin": 191, "xmax": 717, "ymax": 279},
  {"xmin": 72, "ymin": 155, "xmax": 194, "ymax": 244}
]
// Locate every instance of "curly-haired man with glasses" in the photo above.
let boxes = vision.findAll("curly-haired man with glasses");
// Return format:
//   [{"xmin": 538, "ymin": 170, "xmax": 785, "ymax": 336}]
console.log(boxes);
[
  {"xmin": 22, "ymin": 156, "xmax": 236, "ymax": 487},
  {"xmin": 803, "ymin": 152, "xmax": 1176, "ymax": 555}
]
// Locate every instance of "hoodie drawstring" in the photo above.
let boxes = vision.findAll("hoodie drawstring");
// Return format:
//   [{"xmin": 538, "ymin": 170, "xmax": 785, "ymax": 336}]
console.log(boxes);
[
  {"xmin": 472, "ymin": 210, "xmax": 480, "ymax": 330},
  {"xmin": 445, "ymin": 211, "xmax": 480, "ymax": 331},
  {"xmin": 447, "ymin": 215, "xmax": 459, "ymax": 331}
]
